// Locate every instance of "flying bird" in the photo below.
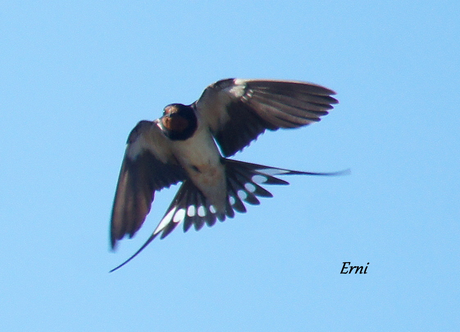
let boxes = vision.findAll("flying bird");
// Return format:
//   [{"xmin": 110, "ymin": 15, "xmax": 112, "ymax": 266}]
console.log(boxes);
[{"xmin": 110, "ymin": 78, "xmax": 340, "ymax": 271}]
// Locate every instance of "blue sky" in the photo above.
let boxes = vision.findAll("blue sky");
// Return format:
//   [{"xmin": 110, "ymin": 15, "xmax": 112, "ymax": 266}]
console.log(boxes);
[{"xmin": 1, "ymin": 1, "xmax": 459, "ymax": 331}]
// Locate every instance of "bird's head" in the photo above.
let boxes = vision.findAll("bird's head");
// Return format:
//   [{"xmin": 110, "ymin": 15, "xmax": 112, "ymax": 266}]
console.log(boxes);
[{"xmin": 160, "ymin": 103, "xmax": 197, "ymax": 140}]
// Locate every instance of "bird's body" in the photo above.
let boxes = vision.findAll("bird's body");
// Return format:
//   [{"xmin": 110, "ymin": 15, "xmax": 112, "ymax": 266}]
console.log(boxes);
[
  {"xmin": 168, "ymin": 116, "xmax": 227, "ymax": 213},
  {"xmin": 110, "ymin": 78, "xmax": 340, "ymax": 271}
]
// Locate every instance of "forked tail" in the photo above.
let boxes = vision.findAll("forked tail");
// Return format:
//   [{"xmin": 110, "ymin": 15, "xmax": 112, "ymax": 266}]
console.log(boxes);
[{"xmin": 110, "ymin": 159, "xmax": 348, "ymax": 272}]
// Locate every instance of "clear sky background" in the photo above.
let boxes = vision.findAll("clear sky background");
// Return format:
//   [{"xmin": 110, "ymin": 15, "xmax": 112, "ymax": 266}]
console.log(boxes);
[{"xmin": 1, "ymin": 1, "xmax": 459, "ymax": 331}]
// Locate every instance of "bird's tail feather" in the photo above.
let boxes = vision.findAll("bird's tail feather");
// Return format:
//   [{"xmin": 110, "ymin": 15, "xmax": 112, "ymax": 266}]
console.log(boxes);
[{"xmin": 110, "ymin": 159, "xmax": 347, "ymax": 272}]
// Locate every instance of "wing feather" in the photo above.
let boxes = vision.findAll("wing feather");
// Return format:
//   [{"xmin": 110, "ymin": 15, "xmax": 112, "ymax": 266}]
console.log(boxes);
[
  {"xmin": 195, "ymin": 78, "xmax": 338, "ymax": 157},
  {"xmin": 110, "ymin": 120, "xmax": 186, "ymax": 249}
]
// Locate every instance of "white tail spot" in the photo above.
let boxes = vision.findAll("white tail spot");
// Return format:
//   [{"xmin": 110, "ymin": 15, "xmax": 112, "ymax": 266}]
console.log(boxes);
[
  {"xmin": 154, "ymin": 208, "xmax": 176, "ymax": 234},
  {"xmin": 252, "ymin": 174, "xmax": 268, "ymax": 184},
  {"xmin": 173, "ymin": 208, "xmax": 185, "ymax": 223},
  {"xmin": 258, "ymin": 168, "xmax": 289, "ymax": 176},
  {"xmin": 244, "ymin": 183, "xmax": 256, "ymax": 193},
  {"xmin": 187, "ymin": 205, "xmax": 196, "ymax": 217},
  {"xmin": 197, "ymin": 206, "xmax": 206, "ymax": 217},
  {"xmin": 237, "ymin": 190, "xmax": 248, "ymax": 200}
]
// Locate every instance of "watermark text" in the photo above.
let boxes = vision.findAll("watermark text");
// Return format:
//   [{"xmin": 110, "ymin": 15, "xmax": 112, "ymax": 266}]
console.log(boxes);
[{"xmin": 340, "ymin": 262, "xmax": 369, "ymax": 274}]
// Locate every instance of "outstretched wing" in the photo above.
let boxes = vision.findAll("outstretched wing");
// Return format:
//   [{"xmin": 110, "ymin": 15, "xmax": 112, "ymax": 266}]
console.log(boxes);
[
  {"xmin": 195, "ymin": 78, "xmax": 338, "ymax": 157},
  {"xmin": 110, "ymin": 120, "xmax": 186, "ymax": 249}
]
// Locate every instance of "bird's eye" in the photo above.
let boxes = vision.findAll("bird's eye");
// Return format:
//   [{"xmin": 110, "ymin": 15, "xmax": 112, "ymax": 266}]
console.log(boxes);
[{"xmin": 163, "ymin": 105, "xmax": 174, "ymax": 115}]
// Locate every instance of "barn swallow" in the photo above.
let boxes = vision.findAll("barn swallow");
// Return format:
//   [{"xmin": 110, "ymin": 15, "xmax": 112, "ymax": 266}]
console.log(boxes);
[{"xmin": 110, "ymin": 78, "xmax": 341, "ymax": 272}]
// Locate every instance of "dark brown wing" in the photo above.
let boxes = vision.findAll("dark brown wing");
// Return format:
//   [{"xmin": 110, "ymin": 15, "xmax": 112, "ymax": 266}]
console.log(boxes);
[
  {"xmin": 110, "ymin": 120, "xmax": 186, "ymax": 249},
  {"xmin": 195, "ymin": 78, "xmax": 338, "ymax": 157}
]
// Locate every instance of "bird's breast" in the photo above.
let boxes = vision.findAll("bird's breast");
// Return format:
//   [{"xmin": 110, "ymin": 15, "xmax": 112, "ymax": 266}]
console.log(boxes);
[{"xmin": 171, "ymin": 126, "xmax": 227, "ymax": 211}]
